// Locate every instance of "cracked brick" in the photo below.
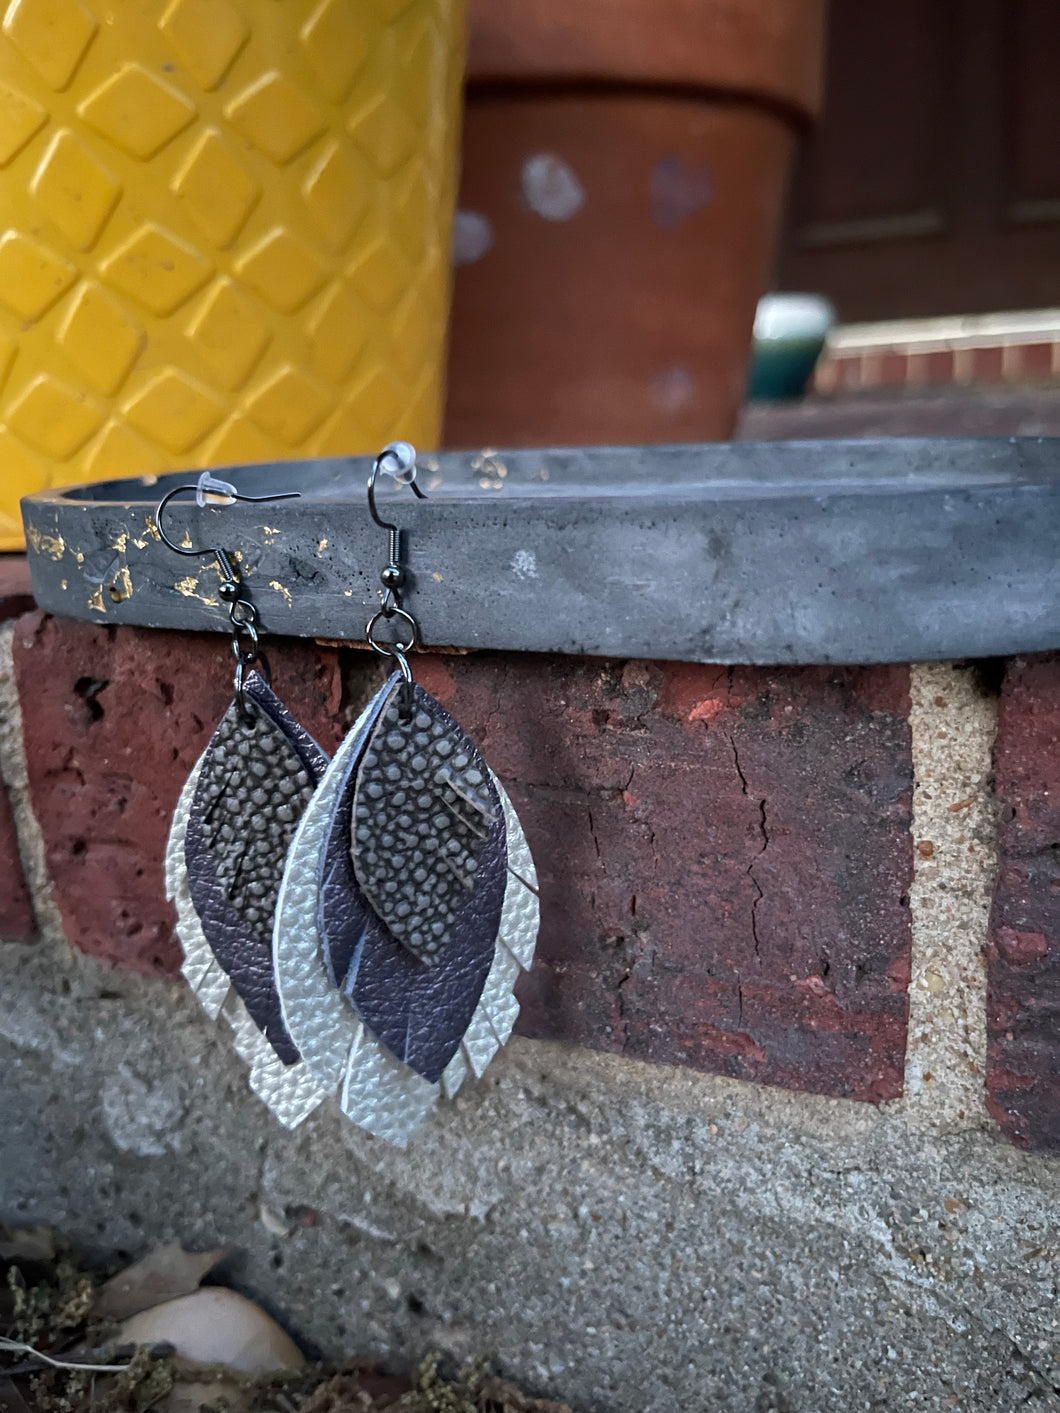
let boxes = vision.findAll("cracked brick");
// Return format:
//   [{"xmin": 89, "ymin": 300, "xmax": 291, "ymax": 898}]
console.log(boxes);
[
  {"xmin": 987, "ymin": 653, "xmax": 1060, "ymax": 1152},
  {"xmin": 9, "ymin": 616, "xmax": 915, "ymax": 1104},
  {"xmin": 416, "ymin": 653, "xmax": 913, "ymax": 1103},
  {"xmin": 0, "ymin": 557, "xmax": 34, "ymax": 622},
  {"xmin": 0, "ymin": 778, "xmax": 34, "ymax": 941}
]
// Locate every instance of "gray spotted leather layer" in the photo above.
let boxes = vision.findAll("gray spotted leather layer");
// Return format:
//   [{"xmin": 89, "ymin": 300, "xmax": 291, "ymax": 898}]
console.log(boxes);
[
  {"xmin": 185, "ymin": 672, "xmax": 329, "ymax": 1065},
  {"xmin": 318, "ymin": 679, "xmax": 506, "ymax": 1082}
]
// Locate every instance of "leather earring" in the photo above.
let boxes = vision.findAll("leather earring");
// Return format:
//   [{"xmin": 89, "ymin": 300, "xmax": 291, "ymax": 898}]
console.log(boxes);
[
  {"xmin": 274, "ymin": 443, "xmax": 540, "ymax": 1146},
  {"xmin": 159, "ymin": 474, "xmax": 330, "ymax": 1129}
]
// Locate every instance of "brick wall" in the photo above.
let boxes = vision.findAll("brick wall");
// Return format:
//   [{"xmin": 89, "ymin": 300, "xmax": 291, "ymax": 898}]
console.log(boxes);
[
  {"xmin": 988, "ymin": 656, "xmax": 1060, "ymax": 1152},
  {"xmin": 0, "ymin": 597, "xmax": 1056, "ymax": 1150},
  {"xmin": 813, "ymin": 311, "xmax": 1060, "ymax": 396}
]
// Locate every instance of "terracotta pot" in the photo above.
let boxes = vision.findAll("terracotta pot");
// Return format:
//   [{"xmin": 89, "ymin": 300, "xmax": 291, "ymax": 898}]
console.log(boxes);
[{"xmin": 446, "ymin": 0, "xmax": 825, "ymax": 448}]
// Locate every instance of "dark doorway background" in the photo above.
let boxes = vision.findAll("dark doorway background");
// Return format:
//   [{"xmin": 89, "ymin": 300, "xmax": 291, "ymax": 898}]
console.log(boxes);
[{"xmin": 778, "ymin": 0, "xmax": 1060, "ymax": 321}]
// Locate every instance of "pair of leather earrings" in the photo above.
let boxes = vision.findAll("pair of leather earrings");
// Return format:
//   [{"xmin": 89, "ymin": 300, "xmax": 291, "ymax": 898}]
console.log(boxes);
[{"xmin": 158, "ymin": 445, "xmax": 539, "ymax": 1146}]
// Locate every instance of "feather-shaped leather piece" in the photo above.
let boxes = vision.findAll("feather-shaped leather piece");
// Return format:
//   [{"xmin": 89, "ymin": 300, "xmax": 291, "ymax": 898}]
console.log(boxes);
[
  {"xmin": 317, "ymin": 679, "xmax": 507, "ymax": 1082},
  {"xmin": 352, "ymin": 688, "xmax": 500, "ymax": 964},
  {"xmin": 315, "ymin": 676, "xmax": 394, "ymax": 990},
  {"xmin": 274, "ymin": 676, "xmax": 540, "ymax": 1145},
  {"xmin": 184, "ymin": 671, "xmax": 329, "ymax": 1065}
]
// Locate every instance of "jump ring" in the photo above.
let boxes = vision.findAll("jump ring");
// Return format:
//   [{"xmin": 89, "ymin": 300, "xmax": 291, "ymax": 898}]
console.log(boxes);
[
  {"xmin": 230, "ymin": 620, "xmax": 260, "ymax": 663},
  {"xmin": 229, "ymin": 599, "xmax": 258, "ymax": 627},
  {"xmin": 366, "ymin": 606, "xmax": 416, "ymax": 660}
]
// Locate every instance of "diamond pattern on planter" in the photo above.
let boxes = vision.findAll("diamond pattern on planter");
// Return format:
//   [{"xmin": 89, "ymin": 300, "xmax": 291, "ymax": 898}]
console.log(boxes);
[
  {"xmin": 0, "ymin": 231, "xmax": 77, "ymax": 320},
  {"xmin": 7, "ymin": 372, "xmax": 102, "ymax": 458},
  {"xmin": 347, "ymin": 90, "xmax": 419, "ymax": 174},
  {"xmin": 344, "ymin": 366, "xmax": 406, "ymax": 439},
  {"xmin": 123, "ymin": 368, "xmax": 226, "ymax": 453},
  {"xmin": 170, "ymin": 130, "xmax": 259, "ymax": 249},
  {"xmin": 0, "ymin": 430, "xmax": 45, "ymax": 514},
  {"xmin": 389, "ymin": 285, "xmax": 433, "ymax": 379},
  {"xmin": 391, "ymin": 166, "xmax": 431, "ymax": 262},
  {"xmin": 77, "ymin": 63, "xmax": 196, "ymax": 159},
  {"xmin": 99, "ymin": 224, "xmax": 212, "ymax": 316},
  {"xmin": 299, "ymin": 0, "xmax": 374, "ymax": 102},
  {"xmin": 202, "ymin": 415, "xmax": 277, "ymax": 468},
  {"xmin": 243, "ymin": 363, "xmax": 331, "ymax": 446},
  {"xmin": 368, "ymin": 0, "xmax": 417, "ymax": 23},
  {"xmin": 235, "ymin": 227, "xmax": 329, "ymax": 314},
  {"xmin": 158, "ymin": 0, "xmax": 248, "ymax": 91},
  {"xmin": 2, "ymin": 0, "xmax": 97, "ymax": 91},
  {"xmin": 81, "ymin": 419, "xmax": 166, "ymax": 480},
  {"xmin": 55, "ymin": 282, "xmax": 144, "ymax": 395},
  {"xmin": 224, "ymin": 70, "xmax": 326, "ymax": 164},
  {"xmin": 31, "ymin": 129, "xmax": 120, "ymax": 249},
  {"xmin": 0, "ymin": 333, "xmax": 16, "ymax": 393},
  {"xmin": 0, "ymin": 79, "xmax": 47, "ymax": 164},
  {"xmin": 348, "ymin": 237, "xmax": 412, "ymax": 313},
  {"xmin": 305, "ymin": 283, "xmax": 369, "ymax": 384},
  {"xmin": 0, "ymin": 0, "xmax": 461, "ymax": 548},
  {"xmin": 302, "ymin": 141, "xmax": 371, "ymax": 249},
  {"xmin": 184, "ymin": 278, "xmax": 271, "ymax": 391}
]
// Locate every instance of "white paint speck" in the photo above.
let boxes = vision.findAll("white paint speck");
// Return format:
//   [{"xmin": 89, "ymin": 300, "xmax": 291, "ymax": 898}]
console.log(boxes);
[
  {"xmin": 453, "ymin": 209, "xmax": 495, "ymax": 265},
  {"xmin": 521, "ymin": 154, "xmax": 584, "ymax": 221},
  {"xmin": 650, "ymin": 156, "xmax": 714, "ymax": 230},
  {"xmin": 651, "ymin": 366, "xmax": 694, "ymax": 412},
  {"xmin": 511, "ymin": 549, "xmax": 538, "ymax": 580}
]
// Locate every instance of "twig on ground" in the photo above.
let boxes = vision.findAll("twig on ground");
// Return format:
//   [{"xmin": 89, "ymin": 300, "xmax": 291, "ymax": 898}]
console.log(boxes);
[{"xmin": 0, "ymin": 1335, "xmax": 132, "ymax": 1375}]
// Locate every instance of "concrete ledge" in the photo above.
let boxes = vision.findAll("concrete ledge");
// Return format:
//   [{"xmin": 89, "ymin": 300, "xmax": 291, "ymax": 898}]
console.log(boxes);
[{"xmin": 21, "ymin": 439, "xmax": 1060, "ymax": 665}]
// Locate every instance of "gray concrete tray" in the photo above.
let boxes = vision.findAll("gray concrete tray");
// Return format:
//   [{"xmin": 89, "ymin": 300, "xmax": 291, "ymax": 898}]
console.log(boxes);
[{"xmin": 19, "ymin": 438, "xmax": 1060, "ymax": 665}]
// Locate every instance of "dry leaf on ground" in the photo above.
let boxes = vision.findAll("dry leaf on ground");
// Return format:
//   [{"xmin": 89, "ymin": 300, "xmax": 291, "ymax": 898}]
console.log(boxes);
[{"xmin": 91, "ymin": 1244, "xmax": 227, "ymax": 1320}]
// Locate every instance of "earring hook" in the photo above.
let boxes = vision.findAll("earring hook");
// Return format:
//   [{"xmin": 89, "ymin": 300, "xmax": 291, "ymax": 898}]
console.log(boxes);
[
  {"xmin": 155, "ymin": 472, "xmax": 300, "ymax": 582},
  {"xmin": 367, "ymin": 440, "xmax": 426, "ymax": 539},
  {"xmin": 155, "ymin": 472, "xmax": 301, "ymax": 717},
  {"xmin": 365, "ymin": 442, "xmax": 427, "ymax": 698},
  {"xmin": 367, "ymin": 441, "xmax": 427, "ymax": 591}
]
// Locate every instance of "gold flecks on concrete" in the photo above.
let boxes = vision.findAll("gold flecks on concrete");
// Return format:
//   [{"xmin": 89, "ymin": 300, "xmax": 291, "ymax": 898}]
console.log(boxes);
[
  {"xmin": 108, "ymin": 564, "xmax": 133, "ymax": 602},
  {"xmin": 898, "ymin": 662, "xmax": 997, "ymax": 1132},
  {"xmin": 33, "ymin": 530, "xmax": 65, "ymax": 561}
]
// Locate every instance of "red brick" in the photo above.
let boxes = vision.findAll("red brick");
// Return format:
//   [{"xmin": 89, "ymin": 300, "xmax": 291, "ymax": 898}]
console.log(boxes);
[
  {"xmin": 875, "ymin": 353, "xmax": 908, "ymax": 389},
  {"xmin": 0, "ymin": 781, "xmax": 34, "ymax": 941},
  {"xmin": 9, "ymin": 615, "xmax": 916, "ymax": 1103},
  {"xmin": 11, "ymin": 613, "xmax": 344, "ymax": 977},
  {"xmin": 924, "ymin": 349, "xmax": 956, "ymax": 385},
  {"xmin": 833, "ymin": 355, "xmax": 862, "ymax": 391},
  {"xmin": 0, "ymin": 556, "xmax": 34, "ymax": 621},
  {"xmin": 971, "ymin": 345, "xmax": 1005, "ymax": 383},
  {"xmin": 415, "ymin": 654, "xmax": 913, "ymax": 1103},
  {"xmin": 1018, "ymin": 342, "xmax": 1055, "ymax": 381},
  {"xmin": 987, "ymin": 653, "xmax": 1060, "ymax": 1152}
]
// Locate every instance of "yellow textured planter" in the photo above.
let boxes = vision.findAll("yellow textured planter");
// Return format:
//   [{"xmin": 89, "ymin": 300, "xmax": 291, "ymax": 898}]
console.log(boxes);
[{"xmin": 0, "ymin": 0, "xmax": 464, "ymax": 549}]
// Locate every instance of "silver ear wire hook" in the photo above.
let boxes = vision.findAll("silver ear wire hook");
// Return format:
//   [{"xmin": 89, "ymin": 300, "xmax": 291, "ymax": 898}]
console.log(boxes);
[
  {"xmin": 366, "ymin": 439, "xmax": 426, "ymax": 574},
  {"xmin": 155, "ymin": 473, "xmax": 301, "ymax": 714},
  {"xmin": 365, "ymin": 442, "xmax": 426, "ymax": 693},
  {"xmin": 155, "ymin": 475, "xmax": 300, "ymax": 583}
]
